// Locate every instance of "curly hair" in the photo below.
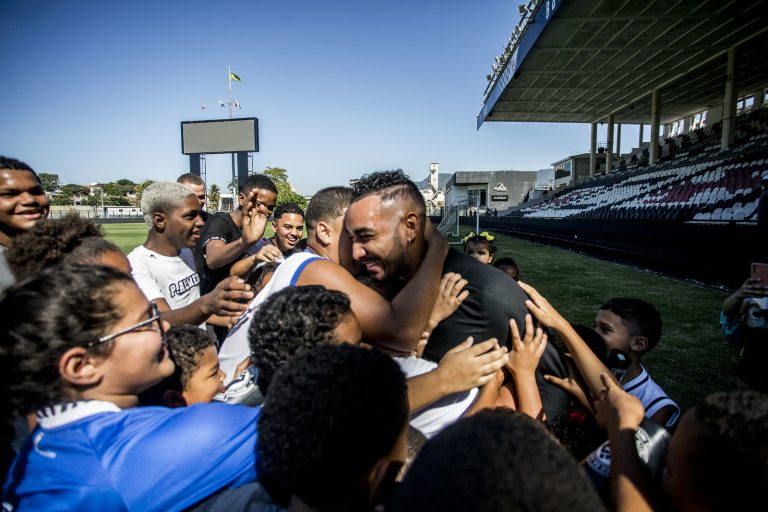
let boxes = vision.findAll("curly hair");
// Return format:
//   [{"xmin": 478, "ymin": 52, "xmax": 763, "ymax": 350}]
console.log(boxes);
[
  {"xmin": 392, "ymin": 408, "xmax": 603, "ymax": 512},
  {"xmin": 165, "ymin": 325, "xmax": 216, "ymax": 389},
  {"xmin": 248, "ymin": 285, "xmax": 352, "ymax": 394},
  {"xmin": 273, "ymin": 202, "xmax": 304, "ymax": 221},
  {"xmin": 258, "ymin": 344, "xmax": 408, "ymax": 510},
  {"xmin": 5, "ymin": 214, "xmax": 122, "ymax": 280},
  {"xmin": 350, "ymin": 170, "xmax": 425, "ymax": 214},
  {"xmin": 0, "ymin": 265, "xmax": 134, "ymax": 415},
  {"xmin": 241, "ymin": 173, "xmax": 277, "ymax": 195},
  {"xmin": 304, "ymin": 186, "xmax": 352, "ymax": 231},
  {"xmin": 600, "ymin": 298, "xmax": 662, "ymax": 351},
  {"xmin": 686, "ymin": 391, "xmax": 768, "ymax": 511}
]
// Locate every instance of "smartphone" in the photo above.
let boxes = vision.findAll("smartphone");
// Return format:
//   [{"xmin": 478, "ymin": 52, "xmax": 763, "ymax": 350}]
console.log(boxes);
[{"xmin": 751, "ymin": 262, "xmax": 768, "ymax": 285}]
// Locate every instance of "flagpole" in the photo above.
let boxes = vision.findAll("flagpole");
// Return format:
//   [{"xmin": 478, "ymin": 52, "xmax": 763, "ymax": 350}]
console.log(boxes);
[
  {"xmin": 228, "ymin": 65, "xmax": 235, "ymax": 198},
  {"xmin": 228, "ymin": 64, "xmax": 233, "ymax": 119}
]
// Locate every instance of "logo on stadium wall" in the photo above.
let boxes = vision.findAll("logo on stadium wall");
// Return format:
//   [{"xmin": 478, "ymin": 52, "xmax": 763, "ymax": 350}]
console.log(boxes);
[{"xmin": 493, "ymin": 182, "xmax": 507, "ymax": 192}]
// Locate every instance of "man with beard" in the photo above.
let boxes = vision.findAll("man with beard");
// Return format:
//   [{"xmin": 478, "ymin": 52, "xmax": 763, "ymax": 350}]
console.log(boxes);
[{"xmin": 346, "ymin": 170, "xmax": 571, "ymax": 421}]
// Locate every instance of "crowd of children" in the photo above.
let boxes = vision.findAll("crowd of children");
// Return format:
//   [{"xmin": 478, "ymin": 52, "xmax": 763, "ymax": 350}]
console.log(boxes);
[{"xmin": 1, "ymin": 155, "xmax": 766, "ymax": 511}]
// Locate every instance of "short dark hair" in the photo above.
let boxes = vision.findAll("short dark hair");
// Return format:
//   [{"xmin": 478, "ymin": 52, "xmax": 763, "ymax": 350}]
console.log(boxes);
[
  {"xmin": 6, "ymin": 214, "xmax": 122, "ymax": 280},
  {"xmin": 0, "ymin": 265, "xmax": 134, "ymax": 415},
  {"xmin": 258, "ymin": 344, "xmax": 408, "ymax": 511},
  {"xmin": 166, "ymin": 325, "xmax": 216, "ymax": 389},
  {"xmin": 493, "ymin": 257, "xmax": 518, "ymax": 269},
  {"xmin": 687, "ymin": 391, "xmax": 768, "ymax": 511},
  {"xmin": 304, "ymin": 186, "xmax": 352, "ymax": 231},
  {"xmin": 273, "ymin": 202, "xmax": 304, "ymax": 221},
  {"xmin": 392, "ymin": 408, "xmax": 604, "ymax": 512},
  {"xmin": 0, "ymin": 155, "xmax": 39, "ymax": 181},
  {"xmin": 240, "ymin": 173, "xmax": 277, "ymax": 195},
  {"xmin": 599, "ymin": 298, "xmax": 662, "ymax": 350},
  {"xmin": 248, "ymin": 285, "xmax": 352, "ymax": 394},
  {"xmin": 351, "ymin": 170, "xmax": 425, "ymax": 213},
  {"xmin": 176, "ymin": 173, "xmax": 205, "ymax": 187}
]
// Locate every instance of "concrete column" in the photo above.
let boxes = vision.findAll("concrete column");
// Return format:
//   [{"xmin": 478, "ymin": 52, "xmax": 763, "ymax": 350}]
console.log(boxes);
[
  {"xmin": 590, "ymin": 122, "xmax": 597, "ymax": 176},
  {"xmin": 606, "ymin": 114, "xmax": 615, "ymax": 172},
  {"xmin": 650, "ymin": 89, "xmax": 661, "ymax": 165},
  {"xmin": 755, "ymin": 89, "xmax": 765, "ymax": 108},
  {"xmin": 721, "ymin": 48, "xmax": 737, "ymax": 150},
  {"xmin": 683, "ymin": 116, "xmax": 691, "ymax": 133},
  {"xmin": 616, "ymin": 123, "xmax": 622, "ymax": 158},
  {"xmin": 189, "ymin": 154, "xmax": 201, "ymax": 176},
  {"xmin": 638, "ymin": 124, "xmax": 644, "ymax": 147}
]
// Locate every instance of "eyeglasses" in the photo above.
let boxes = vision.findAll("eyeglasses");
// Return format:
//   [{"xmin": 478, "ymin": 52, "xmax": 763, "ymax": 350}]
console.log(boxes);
[{"xmin": 87, "ymin": 303, "xmax": 165, "ymax": 348}]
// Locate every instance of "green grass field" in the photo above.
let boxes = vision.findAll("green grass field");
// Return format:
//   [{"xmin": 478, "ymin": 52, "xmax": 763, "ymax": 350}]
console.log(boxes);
[{"xmin": 103, "ymin": 222, "xmax": 734, "ymax": 410}]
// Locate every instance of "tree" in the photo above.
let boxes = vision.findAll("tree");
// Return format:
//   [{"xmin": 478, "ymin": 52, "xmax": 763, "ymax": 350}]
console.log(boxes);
[
  {"xmin": 38, "ymin": 173, "xmax": 60, "ymax": 192},
  {"xmin": 134, "ymin": 180, "xmax": 154, "ymax": 206},
  {"xmin": 116, "ymin": 179, "xmax": 135, "ymax": 186},
  {"xmin": 208, "ymin": 184, "xmax": 221, "ymax": 213},
  {"xmin": 60, "ymin": 184, "xmax": 90, "ymax": 196},
  {"xmin": 262, "ymin": 166, "xmax": 307, "ymax": 210},
  {"xmin": 50, "ymin": 194, "xmax": 74, "ymax": 206},
  {"xmin": 107, "ymin": 195, "xmax": 131, "ymax": 206}
]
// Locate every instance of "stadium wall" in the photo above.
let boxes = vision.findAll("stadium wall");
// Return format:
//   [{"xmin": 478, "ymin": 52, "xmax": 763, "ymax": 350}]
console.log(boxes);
[{"xmin": 461, "ymin": 217, "xmax": 758, "ymax": 289}]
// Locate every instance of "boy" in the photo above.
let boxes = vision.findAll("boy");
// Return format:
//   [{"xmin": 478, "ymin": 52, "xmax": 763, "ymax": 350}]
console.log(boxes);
[
  {"xmin": 163, "ymin": 325, "xmax": 226, "ymax": 406},
  {"xmin": 258, "ymin": 344, "xmax": 409, "ymax": 511},
  {"xmin": 0, "ymin": 156, "xmax": 50, "ymax": 291},
  {"xmin": 594, "ymin": 298, "xmax": 679, "ymax": 427}
]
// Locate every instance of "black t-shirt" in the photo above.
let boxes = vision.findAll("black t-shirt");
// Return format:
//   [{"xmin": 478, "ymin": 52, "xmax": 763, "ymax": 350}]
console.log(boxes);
[
  {"xmin": 426, "ymin": 249, "xmax": 570, "ymax": 422},
  {"xmin": 195, "ymin": 212, "xmax": 243, "ymax": 294}
]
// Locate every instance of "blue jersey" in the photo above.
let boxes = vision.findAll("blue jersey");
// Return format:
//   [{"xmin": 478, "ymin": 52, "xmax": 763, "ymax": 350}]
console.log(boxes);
[{"xmin": 3, "ymin": 400, "xmax": 260, "ymax": 512}]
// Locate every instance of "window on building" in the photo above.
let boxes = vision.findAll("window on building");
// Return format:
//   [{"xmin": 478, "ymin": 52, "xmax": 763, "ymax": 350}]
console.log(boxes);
[{"xmin": 467, "ymin": 187, "xmax": 487, "ymax": 207}]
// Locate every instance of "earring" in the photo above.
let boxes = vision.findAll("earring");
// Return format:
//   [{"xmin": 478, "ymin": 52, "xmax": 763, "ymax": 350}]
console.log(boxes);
[{"xmin": 407, "ymin": 238, "xmax": 413, "ymax": 248}]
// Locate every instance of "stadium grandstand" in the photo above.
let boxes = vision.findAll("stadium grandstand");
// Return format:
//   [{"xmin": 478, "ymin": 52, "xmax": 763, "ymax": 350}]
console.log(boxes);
[{"xmin": 475, "ymin": 0, "xmax": 768, "ymax": 288}]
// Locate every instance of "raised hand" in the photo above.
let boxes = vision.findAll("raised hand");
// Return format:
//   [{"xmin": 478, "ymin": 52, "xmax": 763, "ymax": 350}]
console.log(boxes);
[
  {"xmin": 505, "ymin": 314, "xmax": 547, "ymax": 377},
  {"xmin": 241, "ymin": 191, "xmax": 269, "ymax": 246},
  {"xmin": 594, "ymin": 373, "xmax": 645, "ymax": 431}
]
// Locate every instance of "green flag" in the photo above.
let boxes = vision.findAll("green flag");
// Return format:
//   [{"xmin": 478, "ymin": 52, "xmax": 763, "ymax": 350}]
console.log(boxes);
[{"xmin": 229, "ymin": 72, "xmax": 241, "ymax": 82}]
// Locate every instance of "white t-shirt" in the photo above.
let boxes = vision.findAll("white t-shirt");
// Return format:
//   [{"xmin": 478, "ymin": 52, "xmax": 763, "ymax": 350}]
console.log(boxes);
[
  {"xmin": 395, "ymin": 356, "xmax": 478, "ymax": 439},
  {"xmin": 127, "ymin": 245, "xmax": 202, "ymax": 311},
  {"xmin": 219, "ymin": 252, "xmax": 322, "ymax": 383},
  {"xmin": 622, "ymin": 366, "xmax": 680, "ymax": 428}
]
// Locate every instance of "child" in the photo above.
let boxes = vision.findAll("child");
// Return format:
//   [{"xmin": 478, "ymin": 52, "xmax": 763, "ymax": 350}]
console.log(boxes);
[
  {"xmin": 163, "ymin": 325, "xmax": 226, "ymax": 406},
  {"xmin": 594, "ymin": 298, "xmax": 679, "ymax": 427},
  {"xmin": 493, "ymin": 256, "xmax": 520, "ymax": 281},
  {"xmin": 520, "ymin": 282, "xmax": 679, "ymax": 429},
  {"xmin": 462, "ymin": 231, "xmax": 496, "ymax": 264},
  {"xmin": 0, "ymin": 265, "xmax": 260, "ymax": 510}
]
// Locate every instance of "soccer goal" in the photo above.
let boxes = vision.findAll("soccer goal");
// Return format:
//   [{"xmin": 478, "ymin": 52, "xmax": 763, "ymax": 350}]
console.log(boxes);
[{"xmin": 437, "ymin": 196, "xmax": 481, "ymax": 243}]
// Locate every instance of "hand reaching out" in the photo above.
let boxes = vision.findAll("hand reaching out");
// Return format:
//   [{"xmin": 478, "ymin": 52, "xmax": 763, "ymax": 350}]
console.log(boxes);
[
  {"xmin": 436, "ymin": 336, "xmax": 508, "ymax": 395},
  {"xmin": 253, "ymin": 243, "xmax": 284, "ymax": 263},
  {"xmin": 517, "ymin": 281, "xmax": 569, "ymax": 332},
  {"xmin": 594, "ymin": 373, "xmax": 645, "ymax": 431},
  {"xmin": 506, "ymin": 314, "xmax": 547, "ymax": 377}
]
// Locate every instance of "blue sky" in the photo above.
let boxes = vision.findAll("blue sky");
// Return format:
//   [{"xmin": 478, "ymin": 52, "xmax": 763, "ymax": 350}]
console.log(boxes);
[{"xmin": 0, "ymin": 0, "xmax": 638, "ymax": 195}]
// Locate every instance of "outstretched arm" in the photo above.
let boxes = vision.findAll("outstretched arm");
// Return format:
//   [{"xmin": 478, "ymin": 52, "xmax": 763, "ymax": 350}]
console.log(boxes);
[
  {"xmin": 156, "ymin": 276, "xmax": 253, "ymax": 326},
  {"xmin": 594, "ymin": 374, "xmax": 655, "ymax": 512},
  {"xmin": 299, "ymin": 224, "xmax": 448, "ymax": 351},
  {"xmin": 517, "ymin": 281, "xmax": 618, "ymax": 400},
  {"xmin": 505, "ymin": 315, "xmax": 548, "ymax": 421},
  {"xmin": 407, "ymin": 337, "xmax": 507, "ymax": 413}
]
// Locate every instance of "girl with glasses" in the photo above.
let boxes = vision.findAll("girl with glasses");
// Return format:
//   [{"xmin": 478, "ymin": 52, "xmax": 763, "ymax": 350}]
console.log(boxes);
[{"xmin": 0, "ymin": 265, "xmax": 261, "ymax": 511}]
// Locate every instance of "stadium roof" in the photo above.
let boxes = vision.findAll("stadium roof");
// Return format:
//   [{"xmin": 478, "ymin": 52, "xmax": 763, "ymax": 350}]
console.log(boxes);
[{"xmin": 478, "ymin": 0, "xmax": 768, "ymax": 128}]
